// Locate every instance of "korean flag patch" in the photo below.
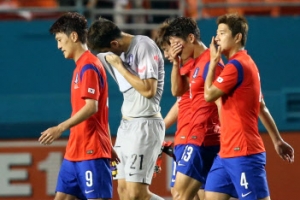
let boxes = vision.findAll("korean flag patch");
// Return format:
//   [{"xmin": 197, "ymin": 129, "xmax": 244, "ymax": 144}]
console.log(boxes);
[
  {"xmin": 217, "ymin": 77, "xmax": 224, "ymax": 83},
  {"xmin": 88, "ymin": 88, "xmax": 95, "ymax": 94}
]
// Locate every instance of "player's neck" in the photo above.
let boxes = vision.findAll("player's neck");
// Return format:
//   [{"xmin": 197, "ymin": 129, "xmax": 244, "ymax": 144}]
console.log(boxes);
[
  {"xmin": 194, "ymin": 41, "xmax": 207, "ymax": 58},
  {"xmin": 226, "ymin": 45, "xmax": 244, "ymax": 60},
  {"xmin": 73, "ymin": 43, "xmax": 88, "ymax": 63},
  {"xmin": 121, "ymin": 32, "xmax": 134, "ymax": 53}
]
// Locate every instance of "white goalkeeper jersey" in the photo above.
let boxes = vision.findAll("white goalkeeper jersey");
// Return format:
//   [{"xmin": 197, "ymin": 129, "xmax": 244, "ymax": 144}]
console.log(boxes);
[{"xmin": 97, "ymin": 35, "xmax": 165, "ymax": 117}]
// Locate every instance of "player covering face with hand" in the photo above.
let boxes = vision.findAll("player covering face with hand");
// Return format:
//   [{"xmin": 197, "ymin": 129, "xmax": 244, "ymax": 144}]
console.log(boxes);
[
  {"xmin": 87, "ymin": 17, "xmax": 165, "ymax": 200},
  {"xmin": 204, "ymin": 13, "xmax": 294, "ymax": 200}
]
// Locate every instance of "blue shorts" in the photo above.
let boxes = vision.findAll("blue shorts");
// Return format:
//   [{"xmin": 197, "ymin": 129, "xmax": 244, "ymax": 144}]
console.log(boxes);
[
  {"xmin": 175, "ymin": 144, "xmax": 220, "ymax": 188},
  {"xmin": 170, "ymin": 144, "xmax": 186, "ymax": 187},
  {"xmin": 56, "ymin": 158, "xmax": 112, "ymax": 199},
  {"xmin": 205, "ymin": 152, "xmax": 270, "ymax": 199}
]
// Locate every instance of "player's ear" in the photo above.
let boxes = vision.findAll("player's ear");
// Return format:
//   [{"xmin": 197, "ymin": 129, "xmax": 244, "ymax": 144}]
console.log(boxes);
[
  {"xmin": 70, "ymin": 31, "xmax": 78, "ymax": 42},
  {"xmin": 110, "ymin": 40, "xmax": 119, "ymax": 48},
  {"xmin": 188, "ymin": 33, "xmax": 195, "ymax": 43},
  {"xmin": 235, "ymin": 33, "xmax": 242, "ymax": 44}
]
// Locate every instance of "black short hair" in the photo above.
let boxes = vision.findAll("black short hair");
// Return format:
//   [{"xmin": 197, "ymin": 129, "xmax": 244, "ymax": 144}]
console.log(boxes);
[
  {"xmin": 165, "ymin": 17, "xmax": 201, "ymax": 41},
  {"xmin": 217, "ymin": 13, "xmax": 248, "ymax": 47},
  {"xmin": 87, "ymin": 17, "xmax": 122, "ymax": 51},
  {"xmin": 49, "ymin": 12, "xmax": 88, "ymax": 43}
]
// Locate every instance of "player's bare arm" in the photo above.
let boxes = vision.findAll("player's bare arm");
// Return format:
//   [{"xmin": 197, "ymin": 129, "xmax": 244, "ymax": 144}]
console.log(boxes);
[
  {"xmin": 259, "ymin": 99, "xmax": 295, "ymax": 163},
  {"xmin": 169, "ymin": 38, "xmax": 189, "ymax": 96},
  {"xmin": 105, "ymin": 54, "xmax": 157, "ymax": 98},
  {"xmin": 204, "ymin": 37, "xmax": 224, "ymax": 102},
  {"xmin": 39, "ymin": 99, "xmax": 98, "ymax": 145}
]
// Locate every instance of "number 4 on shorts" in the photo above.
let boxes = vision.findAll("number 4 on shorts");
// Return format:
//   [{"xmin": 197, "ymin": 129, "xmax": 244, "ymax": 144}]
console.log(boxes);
[{"xmin": 240, "ymin": 172, "xmax": 249, "ymax": 189}]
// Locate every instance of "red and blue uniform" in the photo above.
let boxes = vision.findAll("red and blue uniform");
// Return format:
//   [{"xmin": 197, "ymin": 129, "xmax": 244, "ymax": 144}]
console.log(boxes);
[
  {"xmin": 188, "ymin": 49, "xmax": 222, "ymax": 147},
  {"xmin": 176, "ymin": 49, "xmax": 223, "ymax": 186},
  {"xmin": 170, "ymin": 59, "xmax": 193, "ymax": 187},
  {"xmin": 174, "ymin": 59, "xmax": 194, "ymax": 146},
  {"xmin": 56, "ymin": 51, "xmax": 112, "ymax": 199},
  {"xmin": 213, "ymin": 50, "xmax": 265, "ymax": 158},
  {"xmin": 205, "ymin": 50, "xmax": 269, "ymax": 199},
  {"xmin": 66, "ymin": 50, "xmax": 111, "ymax": 161}
]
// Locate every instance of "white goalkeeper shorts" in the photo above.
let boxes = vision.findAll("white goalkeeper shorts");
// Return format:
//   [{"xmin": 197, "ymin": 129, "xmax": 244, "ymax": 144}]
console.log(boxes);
[{"xmin": 114, "ymin": 117, "xmax": 165, "ymax": 184}]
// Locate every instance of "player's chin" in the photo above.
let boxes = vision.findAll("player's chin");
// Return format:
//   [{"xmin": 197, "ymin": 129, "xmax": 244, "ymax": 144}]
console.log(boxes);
[
  {"xmin": 219, "ymin": 46, "xmax": 225, "ymax": 53},
  {"xmin": 64, "ymin": 54, "xmax": 72, "ymax": 59}
]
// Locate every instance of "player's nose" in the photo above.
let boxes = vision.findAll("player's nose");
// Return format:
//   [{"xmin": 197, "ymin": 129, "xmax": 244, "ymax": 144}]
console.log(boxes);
[{"xmin": 57, "ymin": 43, "xmax": 62, "ymax": 50}]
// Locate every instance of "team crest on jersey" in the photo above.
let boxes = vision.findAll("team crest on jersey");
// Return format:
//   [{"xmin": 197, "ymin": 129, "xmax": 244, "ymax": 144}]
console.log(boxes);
[
  {"xmin": 74, "ymin": 73, "xmax": 79, "ymax": 89},
  {"xmin": 192, "ymin": 67, "xmax": 199, "ymax": 78},
  {"xmin": 126, "ymin": 54, "xmax": 133, "ymax": 66},
  {"xmin": 74, "ymin": 73, "xmax": 79, "ymax": 84}
]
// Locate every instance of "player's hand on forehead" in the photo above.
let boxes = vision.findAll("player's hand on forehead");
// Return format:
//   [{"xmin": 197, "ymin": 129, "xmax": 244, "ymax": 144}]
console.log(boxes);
[{"xmin": 168, "ymin": 38, "xmax": 182, "ymax": 62}]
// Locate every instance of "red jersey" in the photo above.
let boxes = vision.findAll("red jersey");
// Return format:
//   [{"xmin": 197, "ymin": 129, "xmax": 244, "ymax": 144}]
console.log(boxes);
[
  {"xmin": 174, "ymin": 59, "xmax": 194, "ymax": 146},
  {"xmin": 188, "ymin": 49, "xmax": 222, "ymax": 146},
  {"xmin": 213, "ymin": 50, "xmax": 265, "ymax": 158},
  {"xmin": 65, "ymin": 50, "xmax": 111, "ymax": 161}
]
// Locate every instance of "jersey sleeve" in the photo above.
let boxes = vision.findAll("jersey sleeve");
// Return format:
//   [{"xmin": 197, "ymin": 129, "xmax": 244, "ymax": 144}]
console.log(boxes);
[
  {"xmin": 213, "ymin": 62, "xmax": 239, "ymax": 94},
  {"xmin": 135, "ymin": 41, "xmax": 161, "ymax": 80},
  {"xmin": 202, "ymin": 61, "xmax": 224, "ymax": 81},
  {"xmin": 214, "ymin": 63, "xmax": 224, "ymax": 80},
  {"xmin": 79, "ymin": 64, "xmax": 102, "ymax": 100}
]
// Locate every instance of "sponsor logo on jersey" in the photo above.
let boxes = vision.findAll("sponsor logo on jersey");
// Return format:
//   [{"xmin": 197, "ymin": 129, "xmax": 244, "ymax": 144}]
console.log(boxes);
[{"xmin": 138, "ymin": 66, "xmax": 146, "ymax": 73}]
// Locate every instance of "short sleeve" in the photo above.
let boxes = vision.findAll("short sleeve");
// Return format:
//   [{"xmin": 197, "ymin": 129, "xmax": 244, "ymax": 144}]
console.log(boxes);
[
  {"xmin": 79, "ymin": 64, "xmax": 102, "ymax": 100},
  {"xmin": 136, "ymin": 41, "xmax": 161, "ymax": 79},
  {"xmin": 214, "ymin": 63, "xmax": 224, "ymax": 80},
  {"xmin": 213, "ymin": 62, "xmax": 239, "ymax": 94}
]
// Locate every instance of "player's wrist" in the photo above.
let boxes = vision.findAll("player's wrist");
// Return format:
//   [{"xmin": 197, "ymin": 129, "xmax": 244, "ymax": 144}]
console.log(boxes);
[{"xmin": 57, "ymin": 123, "xmax": 68, "ymax": 133}]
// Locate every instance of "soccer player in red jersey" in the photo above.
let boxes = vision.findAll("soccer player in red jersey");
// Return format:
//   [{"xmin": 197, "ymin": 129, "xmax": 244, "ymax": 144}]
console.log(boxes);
[
  {"xmin": 155, "ymin": 19, "xmax": 194, "ymax": 198},
  {"xmin": 161, "ymin": 17, "xmax": 227, "ymax": 200},
  {"xmin": 38, "ymin": 12, "xmax": 118, "ymax": 200},
  {"xmin": 204, "ymin": 13, "xmax": 294, "ymax": 200}
]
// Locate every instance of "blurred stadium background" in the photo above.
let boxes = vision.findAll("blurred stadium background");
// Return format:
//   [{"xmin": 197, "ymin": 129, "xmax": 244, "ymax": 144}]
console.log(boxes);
[{"xmin": 0, "ymin": 0, "xmax": 299, "ymax": 199}]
